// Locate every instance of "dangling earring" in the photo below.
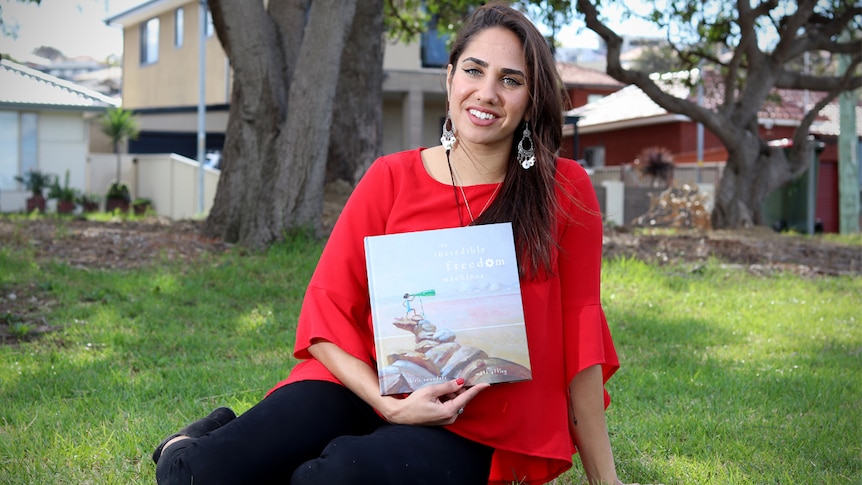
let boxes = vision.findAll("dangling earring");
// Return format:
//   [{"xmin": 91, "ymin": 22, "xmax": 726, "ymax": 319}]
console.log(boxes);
[
  {"xmin": 441, "ymin": 112, "xmax": 456, "ymax": 152},
  {"xmin": 517, "ymin": 121, "xmax": 536, "ymax": 169}
]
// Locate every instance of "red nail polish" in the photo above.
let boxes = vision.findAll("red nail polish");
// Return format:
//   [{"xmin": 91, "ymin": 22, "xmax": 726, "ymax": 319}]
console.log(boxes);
[{"xmin": 456, "ymin": 378, "xmax": 465, "ymax": 385}]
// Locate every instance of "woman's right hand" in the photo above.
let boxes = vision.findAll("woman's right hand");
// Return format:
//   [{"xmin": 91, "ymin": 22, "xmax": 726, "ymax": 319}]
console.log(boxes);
[{"xmin": 380, "ymin": 378, "xmax": 490, "ymax": 426}]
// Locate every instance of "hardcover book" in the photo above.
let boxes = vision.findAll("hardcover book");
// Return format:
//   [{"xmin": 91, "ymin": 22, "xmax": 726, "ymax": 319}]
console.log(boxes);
[{"xmin": 364, "ymin": 222, "xmax": 532, "ymax": 395}]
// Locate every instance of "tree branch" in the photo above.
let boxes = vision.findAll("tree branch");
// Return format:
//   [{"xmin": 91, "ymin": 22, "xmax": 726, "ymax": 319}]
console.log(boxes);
[
  {"xmin": 791, "ymin": 53, "xmax": 861, "ymax": 157},
  {"xmin": 575, "ymin": 0, "xmax": 725, "ymax": 137},
  {"xmin": 736, "ymin": 0, "xmax": 768, "ymax": 66},
  {"xmin": 775, "ymin": 53, "xmax": 862, "ymax": 91},
  {"xmin": 770, "ymin": 0, "xmax": 815, "ymax": 62}
]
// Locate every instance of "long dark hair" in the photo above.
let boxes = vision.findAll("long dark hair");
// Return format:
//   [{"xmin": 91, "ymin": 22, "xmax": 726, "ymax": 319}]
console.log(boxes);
[{"xmin": 448, "ymin": 4, "xmax": 564, "ymax": 278}]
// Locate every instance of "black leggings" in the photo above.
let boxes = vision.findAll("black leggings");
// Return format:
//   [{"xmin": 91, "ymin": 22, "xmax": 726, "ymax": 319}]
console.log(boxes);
[{"xmin": 155, "ymin": 381, "xmax": 494, "ymax": 485}]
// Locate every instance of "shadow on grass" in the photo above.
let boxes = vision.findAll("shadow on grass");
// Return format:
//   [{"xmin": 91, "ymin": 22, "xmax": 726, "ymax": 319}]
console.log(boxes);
[{"xmin": 598, "ymin": 262, "xmax": 860, "ymax": 484}]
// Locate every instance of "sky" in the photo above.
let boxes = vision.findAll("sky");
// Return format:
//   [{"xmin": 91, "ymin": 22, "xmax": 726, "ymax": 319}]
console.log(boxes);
[
  {"xmin": 0, "ymin": 0, "xmax": 664, "ymax": 61},
  {"xmin": 0, "ymin": 0, "xmax": 141, "ymax": 61}
]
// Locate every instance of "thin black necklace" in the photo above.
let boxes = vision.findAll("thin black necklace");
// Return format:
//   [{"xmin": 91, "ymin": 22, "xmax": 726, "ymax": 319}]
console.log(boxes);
[{"xmin": 446, "ymin": 149, "xmax": 466, "ymax": 227}]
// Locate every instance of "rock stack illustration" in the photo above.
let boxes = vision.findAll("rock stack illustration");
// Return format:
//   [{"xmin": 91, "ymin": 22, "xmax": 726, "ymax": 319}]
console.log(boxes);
[{"xmin": 379, "ymin": 306, "xmax": 532, "ymax": 395}]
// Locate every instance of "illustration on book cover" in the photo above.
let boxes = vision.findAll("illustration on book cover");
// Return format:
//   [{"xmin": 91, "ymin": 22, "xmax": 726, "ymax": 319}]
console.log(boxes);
[{"xmin": 365, "ymin": 223, "xmax": 532, "ymax": 395}]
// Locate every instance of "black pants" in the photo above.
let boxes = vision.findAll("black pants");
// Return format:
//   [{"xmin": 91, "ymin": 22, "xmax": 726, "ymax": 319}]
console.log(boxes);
[{"xmin": 155, "ymin": 381, "xmax": 494, "ymax": 484}]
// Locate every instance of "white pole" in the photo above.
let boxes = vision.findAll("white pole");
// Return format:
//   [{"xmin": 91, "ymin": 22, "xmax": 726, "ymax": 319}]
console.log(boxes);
[{"xmin": 197, "ymin": 0, "xmax": 207, "ymax": 214}]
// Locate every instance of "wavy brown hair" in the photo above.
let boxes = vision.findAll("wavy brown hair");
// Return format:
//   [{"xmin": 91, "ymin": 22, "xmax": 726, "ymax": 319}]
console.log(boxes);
[{"xmin": 448, "ymin": 3, "xmax": 565, "ymax": 278}]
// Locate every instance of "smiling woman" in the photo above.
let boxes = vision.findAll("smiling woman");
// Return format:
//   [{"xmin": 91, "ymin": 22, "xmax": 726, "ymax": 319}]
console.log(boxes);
[{"xmin": 151, "ymin": 5, "xmax": 631, "ymax": 485}]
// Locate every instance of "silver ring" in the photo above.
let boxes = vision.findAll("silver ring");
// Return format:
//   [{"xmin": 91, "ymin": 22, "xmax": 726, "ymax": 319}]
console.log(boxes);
[{"xmin": 457, "ymin": 407, "xmax": 464, "ymax": 415}]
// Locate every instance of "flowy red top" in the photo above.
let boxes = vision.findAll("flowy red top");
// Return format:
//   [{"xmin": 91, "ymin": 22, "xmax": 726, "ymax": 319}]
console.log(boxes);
[{"xmin": 269, "ymin": 148, "xmax": 619, "ymax": 484}]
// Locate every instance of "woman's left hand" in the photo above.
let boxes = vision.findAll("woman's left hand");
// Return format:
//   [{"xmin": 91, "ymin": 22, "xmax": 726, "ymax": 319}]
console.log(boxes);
[{"xmin": 380, "ymin": 378, "xmax": 490, "ymax": 426}]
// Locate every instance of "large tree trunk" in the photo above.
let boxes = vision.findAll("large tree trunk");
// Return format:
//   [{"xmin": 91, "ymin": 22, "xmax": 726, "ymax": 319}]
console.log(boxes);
[
  {"xmin": 327, "ymin": 0, "xmax": 384, "ymax": 185},
  {"xmin": 204, "ymin": 0, "xmax": 359, "ymax": 248}
]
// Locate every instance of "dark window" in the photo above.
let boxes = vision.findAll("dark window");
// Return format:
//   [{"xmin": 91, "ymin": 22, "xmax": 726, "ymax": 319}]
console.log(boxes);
[{"xmin": 421, "ymin": 22, "xmax": 449, "ymax": 68}]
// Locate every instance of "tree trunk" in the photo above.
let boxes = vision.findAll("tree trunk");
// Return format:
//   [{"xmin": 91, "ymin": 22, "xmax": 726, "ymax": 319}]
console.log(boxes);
[
  {"xmin": 204, "ymin": 0, "xmax": 359, "ymax": 248},
  {"xmin": 326, "ymin": 0, "xmax": 384, "ymax": 185},
  {"xmin": 711, "ymin": 128, "xmax": 807, "ymax": 229},
  {"xmin": 114, "ymin": 141, "xmax": 120, "ymax": 183}
]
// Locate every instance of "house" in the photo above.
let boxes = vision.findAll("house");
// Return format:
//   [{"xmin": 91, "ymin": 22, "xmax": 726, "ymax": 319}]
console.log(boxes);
[
  {"xmin": 556, "ymin": 62, "xmax": 625, "ymax": 160},
  {"xmin": 557, "ymin": 62, "xmax": 625, "ymax": 110},
  {"xmin": 0, "ymin": 59, "xmax": 118, "ymax": 212},
  {"xmin": 565, "ymin": 68, "xmax": 862, "ymax": 232},
  {"xmin": 104, "ymin": 0, "xmax": 229, "ymax": 159},
  {"xmin": 105, "ymin": 0, "xmax": 456, "ymax": 162}
]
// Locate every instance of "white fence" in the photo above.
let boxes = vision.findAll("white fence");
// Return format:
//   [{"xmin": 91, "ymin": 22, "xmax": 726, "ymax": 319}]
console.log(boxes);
[
  {"xmin": 87, "ymin": 153, "xmax": 220, "ymax": 219},
  {"xmin": 588, "ymin": 162, "xmax": 725, "ymax": 187}
]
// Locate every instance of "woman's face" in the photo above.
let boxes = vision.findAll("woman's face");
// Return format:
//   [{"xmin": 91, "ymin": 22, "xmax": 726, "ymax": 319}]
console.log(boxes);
[{"xmin": 447, "ymin": 27, "xmax": 530, "ymax": 153}]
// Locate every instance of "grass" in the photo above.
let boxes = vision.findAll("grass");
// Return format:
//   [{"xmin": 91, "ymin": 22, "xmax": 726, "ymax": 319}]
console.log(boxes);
[{"xmin": 1, "ymin": 227, "xmax": 860, "ymax": 484}]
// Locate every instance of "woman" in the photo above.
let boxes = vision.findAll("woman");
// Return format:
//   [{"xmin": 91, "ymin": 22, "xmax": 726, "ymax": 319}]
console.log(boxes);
[{"xmin": 153, "ymin": 4, "xmax": 628, "ymax": 484}]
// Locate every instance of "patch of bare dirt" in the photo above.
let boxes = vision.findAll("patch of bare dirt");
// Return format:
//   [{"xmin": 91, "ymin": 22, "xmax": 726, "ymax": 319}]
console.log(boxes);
[
  {"xmin": 1, "ymin": 210, "xmax": 859, "ymax": 345},
  {"xmin": 0, "ymin": 217, "xmax": 232, "ymax": 271},
  {"xmin": 603, "ymin": 226, "xmax": 861, "ymax": 277}
]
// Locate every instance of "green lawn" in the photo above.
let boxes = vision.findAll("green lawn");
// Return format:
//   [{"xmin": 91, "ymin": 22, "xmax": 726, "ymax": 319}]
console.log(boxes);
[{"xmin": 1, "ymin": 225, "xmax": 859, "ymax": 484}]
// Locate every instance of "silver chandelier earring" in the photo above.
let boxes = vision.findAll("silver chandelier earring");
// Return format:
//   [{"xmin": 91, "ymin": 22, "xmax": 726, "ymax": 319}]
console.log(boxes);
[
  {"xmin": 441, "ymin": 112, "xmax": 456, "ymax": 152},
  {"xmin": 517, "ymin": 121, "xmax": 536, "ymax": 169}
]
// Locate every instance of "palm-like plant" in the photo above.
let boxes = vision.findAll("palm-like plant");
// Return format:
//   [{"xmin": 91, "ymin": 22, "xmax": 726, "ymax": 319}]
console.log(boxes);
[
  {"xmin": 100, "ymin": 107, "xmax": 139, "ymax": 188},
  {"xmin": 634, "ymin": 146, "xmax": 675, "ymax": 187}
]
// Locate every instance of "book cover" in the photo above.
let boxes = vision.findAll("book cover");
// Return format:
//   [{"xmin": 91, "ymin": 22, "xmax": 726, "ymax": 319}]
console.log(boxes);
[{"xmin": 364, "ymin": 222, "xmax": 532, "ymax": 395}]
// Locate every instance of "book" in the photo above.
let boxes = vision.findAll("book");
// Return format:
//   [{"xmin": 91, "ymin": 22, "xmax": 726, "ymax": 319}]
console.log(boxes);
[{"xmin": 364, "ymin": 222, "xmax": 532, "ymax": 395}]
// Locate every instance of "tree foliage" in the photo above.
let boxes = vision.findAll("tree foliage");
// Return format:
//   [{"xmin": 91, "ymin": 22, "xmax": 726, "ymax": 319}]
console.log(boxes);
[
  {"xmin": 0, "ymin": 0, "xmax": 40, "ymax": 38},
  {"xmin": 100, "ymin": 107, "xmax": 139, "ymax": 184},
  {"xmin": 575, "ymin": 0, "xmax": 861, "ymax": 229},
  {"xmin": 385, "ymin": 0, "xmax": 574, "ymax": 48}
]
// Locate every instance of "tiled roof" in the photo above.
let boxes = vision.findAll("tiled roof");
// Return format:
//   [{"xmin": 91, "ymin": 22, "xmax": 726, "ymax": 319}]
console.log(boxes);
[
  {"xmin": 812, "ymin": 103, "xmax": 862, "ymax": 137},
  {"xmin": 556, "ymin": 62, "xmax": 624, "ymax": 88},
  {"xmin": 0, "ymin": 59, "xmax": 119, "ymax": 110}
]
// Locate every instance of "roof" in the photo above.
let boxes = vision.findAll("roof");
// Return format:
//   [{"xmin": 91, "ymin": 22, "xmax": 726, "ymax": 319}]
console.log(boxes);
[
  {"xmin": 568, "ymin": 68, "xmax": 861, "ymax": 137},
  {"xmin": 0, "ymin": 59, "xmax": 119, "ymax": 110},
  {"xmin": 812, "ymin": 103, "xmax": 862, "ymax": 137},
  {"xmin": 556, "ymin": 62, "xmax": 624, "ymax": 89},
  {"xmin": 105, "ymin": 0, "xmax": 188, "ymax": 27},
  {"xmin": 567, "ymin": 71, "xmax": 691, "ymax": 133}
]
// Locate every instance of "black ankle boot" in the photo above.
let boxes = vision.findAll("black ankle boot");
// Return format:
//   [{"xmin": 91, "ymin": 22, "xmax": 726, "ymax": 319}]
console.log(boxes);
[{"xmin": 152, "ymin": 407, "xmax": 237, "ymax": 463}]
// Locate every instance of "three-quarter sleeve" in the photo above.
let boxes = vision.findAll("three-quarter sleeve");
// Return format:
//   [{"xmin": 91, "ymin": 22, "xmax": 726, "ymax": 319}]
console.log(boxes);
[
  {"xmin": 556, "ymin": 161, "xmax": 619, "ymax": 393},
  {"xmin": 292, "ymin": 159, "xmax": 396, "ymax": 366}
]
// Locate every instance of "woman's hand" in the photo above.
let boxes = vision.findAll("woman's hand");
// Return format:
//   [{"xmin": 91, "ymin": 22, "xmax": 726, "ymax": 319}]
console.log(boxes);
[
  {"xmin": 308, "ymin": 341, "xmax": 489, "ymax": 427},
  {"xmin": 380, "ymin": 378, "xmax": 490, "ymax": 426}
]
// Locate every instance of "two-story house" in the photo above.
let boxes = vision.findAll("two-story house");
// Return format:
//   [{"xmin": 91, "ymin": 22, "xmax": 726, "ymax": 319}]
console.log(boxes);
[{"xmin": 105, "ymin": 0, "xmax": 458, "ymax": 162}]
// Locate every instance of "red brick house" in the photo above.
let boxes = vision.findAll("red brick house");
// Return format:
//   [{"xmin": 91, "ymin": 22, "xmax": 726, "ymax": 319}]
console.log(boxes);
[{"xmin": 563, "ymin": 69, "xmax": 861, "ymax": 232}]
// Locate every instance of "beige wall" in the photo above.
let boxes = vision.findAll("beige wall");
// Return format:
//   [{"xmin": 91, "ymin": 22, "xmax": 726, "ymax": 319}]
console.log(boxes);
[
  {"xmin": 0, "ymin": 111, "xmax": 90, "ymax": 213},
  {"xmin": 122, "ymin": 1, "xmax": 229, "ymax": 109},
  {"xmin": 383, "ymin": 39, "xmax": 423, "ymax": 71},
  {"xmin": 87, "ymin": 152, "xmax": 218, "ymax": 218},
  {"xmin": 135, "ymin": 110, "xmax": 229, "ymax": 133}
]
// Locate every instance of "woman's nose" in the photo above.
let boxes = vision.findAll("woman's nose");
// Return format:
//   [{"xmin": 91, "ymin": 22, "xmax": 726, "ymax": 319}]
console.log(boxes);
[{"xmin": 476, "ymin": 78, "xmax": 499, "ymax": 104}]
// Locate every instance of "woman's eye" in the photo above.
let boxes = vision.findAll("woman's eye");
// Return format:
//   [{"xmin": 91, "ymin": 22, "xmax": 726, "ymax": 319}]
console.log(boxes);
[
  {"xmin": 502, "ymin": 77, "xmax": 523, "ymax": 87},
  {"xmin": 463, "ymin": 68, "xmax": 481, "ymax": 76}
]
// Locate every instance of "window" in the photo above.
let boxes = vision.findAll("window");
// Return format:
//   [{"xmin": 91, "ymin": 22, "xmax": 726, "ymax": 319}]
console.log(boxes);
[
  {"xmin": 174, "ymin": 8, "xmax": 184, "ymax": 47},
  {"xmin": 421, "ymin": 20, "xmax": 448, "ymax": 68},
  {"xmin": 205, "ymin": 8, "xmax": 214, "ymax": 37},
  {"xmin": 0, "ymin": 112, "xmax": 38, "ymax": 191},
  {"xmin": 20, "ymin": 113, "xmax": 37, "ymax": 175},
  {"xmin": 140, "ymin": 17, "xmax": 160, "ymax": 64},
  {"xmin": 583, "ymin": 146, "xmax": 605, "ymax": 168}
]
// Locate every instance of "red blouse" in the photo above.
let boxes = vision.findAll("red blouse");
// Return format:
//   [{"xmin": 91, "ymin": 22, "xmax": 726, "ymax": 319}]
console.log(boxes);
[{"xmin": 269, "ymin": 148, "xmax": 619, "ymax": 484}]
